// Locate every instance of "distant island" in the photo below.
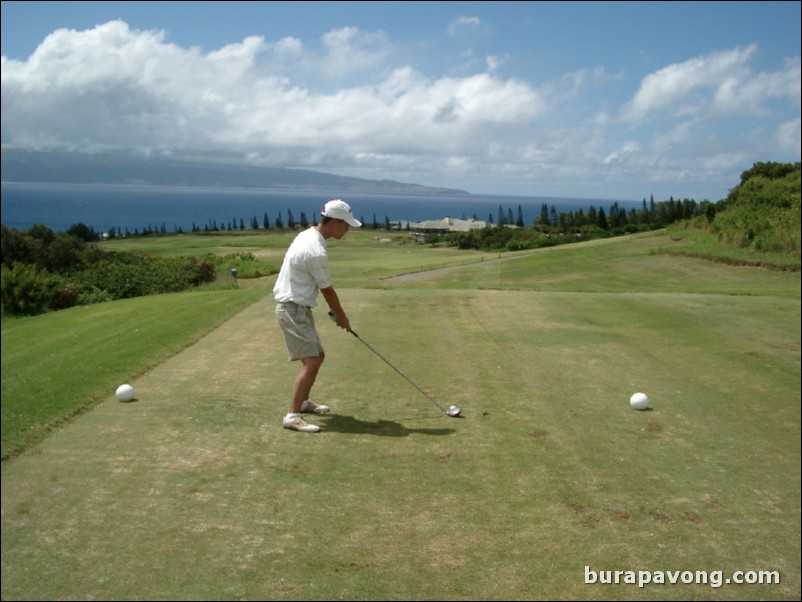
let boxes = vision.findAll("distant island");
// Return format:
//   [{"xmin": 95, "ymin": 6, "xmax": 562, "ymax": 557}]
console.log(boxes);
[{"xmin": 0, "ymin": 148, "xmax": 468, "ymax": 195}]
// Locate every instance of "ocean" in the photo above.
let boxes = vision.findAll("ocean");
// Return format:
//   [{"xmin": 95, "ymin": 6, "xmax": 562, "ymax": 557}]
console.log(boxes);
[{"xmin": 1, "ymin": 181, "xmax": 641, "ymax": 233}]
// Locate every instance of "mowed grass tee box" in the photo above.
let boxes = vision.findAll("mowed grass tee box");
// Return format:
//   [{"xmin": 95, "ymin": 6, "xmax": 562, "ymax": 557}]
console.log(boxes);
[{"xmin": 2, "ymin": 228, "xmax": 800, "ymax": 600}]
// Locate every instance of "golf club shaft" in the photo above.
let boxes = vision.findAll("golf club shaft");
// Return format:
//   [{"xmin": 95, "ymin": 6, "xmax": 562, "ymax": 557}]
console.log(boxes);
[
  {"xmin": 329, "ymin": 311, "xmax": 449, "ymax": 414},
  {"xmin": 352, "ymin": 331, "xmax": 450, "ymax": 414}
]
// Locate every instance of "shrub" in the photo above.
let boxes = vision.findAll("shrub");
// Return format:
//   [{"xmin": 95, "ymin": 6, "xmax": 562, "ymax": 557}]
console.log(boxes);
[
  {"xmin": 714, "ymin": 170, "xmax": 801, "ymax": 253},
  {"xmin": 73, "ymin": 254, "xmax": 217, "ymax": 299},
  {"xmin": 0, "ymin": 262, "xmax": 65, "ymax": 315}
]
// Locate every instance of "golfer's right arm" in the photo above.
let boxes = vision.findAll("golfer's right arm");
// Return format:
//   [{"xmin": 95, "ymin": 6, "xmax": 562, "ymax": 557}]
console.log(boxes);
[{"xmin": 321, "ymin": 286, "xmax": 351, "ymax": 332}]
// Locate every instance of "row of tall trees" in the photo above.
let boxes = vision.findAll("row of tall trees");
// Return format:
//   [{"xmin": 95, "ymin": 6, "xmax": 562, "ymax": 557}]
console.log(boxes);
[
  {"xmin": 105, "ymin": 195, "xmax": 710, "ymax": 239},
  {"xmin": 63, "ymin": 161, "xmax": 801, "ymax": 243},
  {"xmin": 447, "ymin": 162, "xmax": 798, "ymax": 252},
  {"xmin": 443, "ymin": 196, "xmax": 712, "ymax": 251},
  {"xmin": 106, "ymin": 209, "xmax": 314, "ymax": 238}
]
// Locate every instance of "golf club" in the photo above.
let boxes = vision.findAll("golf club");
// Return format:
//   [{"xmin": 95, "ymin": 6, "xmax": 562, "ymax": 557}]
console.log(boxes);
[{"xmin": 329, "ymin": 311, "xmax": 462, "ymax": 417}]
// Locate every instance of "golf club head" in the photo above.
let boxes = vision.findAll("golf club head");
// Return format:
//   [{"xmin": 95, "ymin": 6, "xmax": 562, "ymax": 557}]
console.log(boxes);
[{"xmin": 447, "ymin": 405, "xmax": 462, "ymax": 417}]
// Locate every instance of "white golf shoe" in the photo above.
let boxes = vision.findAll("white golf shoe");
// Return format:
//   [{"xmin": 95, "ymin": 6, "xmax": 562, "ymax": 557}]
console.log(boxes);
[
  {"xmin": 300, "ymin": 399, "xmax": 330, "ymax": 414},
  {"xmin": 282, "ymin": 415, "xmax": 320, "ymax": 432}
]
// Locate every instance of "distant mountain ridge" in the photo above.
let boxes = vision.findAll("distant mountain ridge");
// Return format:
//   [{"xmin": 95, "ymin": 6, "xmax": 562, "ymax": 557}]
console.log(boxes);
[{"xmin": 0, "ymin": 149, "xmax": 468, "ymax": 195}]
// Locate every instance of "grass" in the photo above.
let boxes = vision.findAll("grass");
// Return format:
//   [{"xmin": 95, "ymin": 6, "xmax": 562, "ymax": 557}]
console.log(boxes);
[
  {"xmin": 658, "ymin": 222, "xmax": 801, "ymax": 271},
  {"xmin": 99, "ymin": 228, "xmax": 507, "ymax": 281},
  {"xmin": 1, "ymin": 288, "xmax": 268, "ymax": 460},
  {"xmin": 381, "ymin": 231, "xmax": 801, "ymax": 298},
  {"xmin": 2, "ymin": 229, "xmax": 800, "ymax": 600}
]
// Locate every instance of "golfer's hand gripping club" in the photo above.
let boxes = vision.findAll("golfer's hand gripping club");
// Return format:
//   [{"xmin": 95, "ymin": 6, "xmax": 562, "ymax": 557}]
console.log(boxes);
[{"xmin": 329, "ymin": 311, "xmax": 357, "ymax": 336}]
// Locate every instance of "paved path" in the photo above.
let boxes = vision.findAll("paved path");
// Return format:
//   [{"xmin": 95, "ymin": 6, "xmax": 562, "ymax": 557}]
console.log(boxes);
[{"xmin": 382, "ymin": 253, "xmax": 526, "ymax": 282}]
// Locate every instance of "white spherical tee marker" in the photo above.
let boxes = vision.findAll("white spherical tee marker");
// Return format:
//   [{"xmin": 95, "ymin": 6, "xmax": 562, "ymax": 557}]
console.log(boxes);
[
  {"xmin": 116, "ymin": 384, "xmax": 136, "ymax": 402},
  {"xmin": 630, "ymin": 392, "xmax": 649, "ymax": 410}
]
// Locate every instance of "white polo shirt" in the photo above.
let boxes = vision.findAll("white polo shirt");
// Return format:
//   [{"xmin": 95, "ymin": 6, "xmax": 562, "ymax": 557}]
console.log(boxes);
[{"xmin": 273, "ymin": 227, "xmax": 332, "ymax": 307}]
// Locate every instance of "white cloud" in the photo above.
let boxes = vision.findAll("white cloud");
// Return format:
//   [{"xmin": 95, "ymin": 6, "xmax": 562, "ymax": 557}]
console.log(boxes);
[
  {"xmin": 1, "ymin": 20, "xmax": 542, "ymax": 162},
  {"xmin": 447, "ymin": 16, "xmax": 481, "ymax": 35},
  {"xmin": 774, "ymin": 118, "xmax": 802, "ymax": 155},
  {"xmin": 622, "ymin": 45, "xmax": 758, "ymax": 122},
  {"xmin": 715, "ymin": 55, "xmax": 801, "ymax": 117},
  {"xmin": 485, "ymin": 54, "xmax": 503, "ymax": 73},
  {"xmin": 271, "ymin": 36, "xmax": 304, "ymax": 56},
  {"xmin": 1, "ymin": 20, "xmax": 799, "ymax": 200},
  {"xmin": 319, "ymin": 26, "xmax": 390, "ymax": 80},
  {"xmin": 603, "ymin": 141, "xmax": 642, "ymax": 166}
]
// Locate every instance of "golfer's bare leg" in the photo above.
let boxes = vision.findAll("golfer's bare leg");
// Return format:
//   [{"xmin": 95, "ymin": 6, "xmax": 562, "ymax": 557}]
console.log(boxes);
[{"xmin": 290, "ymin": 352, "xmax": 324, "ymax": 413}]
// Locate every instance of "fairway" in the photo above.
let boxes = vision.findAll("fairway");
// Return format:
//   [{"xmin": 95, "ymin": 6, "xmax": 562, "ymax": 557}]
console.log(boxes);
[{"xmin": 1, "ymin": 231, "xmax": 800, "ymax": 600}]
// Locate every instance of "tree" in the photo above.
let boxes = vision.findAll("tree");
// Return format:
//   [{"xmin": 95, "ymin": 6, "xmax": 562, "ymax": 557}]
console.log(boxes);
[
  {"xmin": 1, "ymin": 225, "xmax": 44, "ymax": 268},
  {"xmin": 47, "ymin": 233, "xmax": 88, "ymax": 274},
  {"xmin": 596, "ymin": 207, "xmax": 608, "ymax": 230},
  {"xmin": 739, "ymin": 161, "xmax": 800, "ymax": 184},
  {"xmin": 0, "ymin": 262, "xmax": 65, "ymax": 315},
  {"xmin": 29, "ymin": 223, "xmax": 56, "ymax": 246},
  {"xmin": 67, "ymin": 222, "xmax": 99, "ymax": 242},
  {"xmin": 538, "ymin": 203, "xmax": 549, "ymax": 227}
]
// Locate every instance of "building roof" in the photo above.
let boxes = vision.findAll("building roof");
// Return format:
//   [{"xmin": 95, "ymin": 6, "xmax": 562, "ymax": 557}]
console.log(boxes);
[{"xmin": 412, "ymin": 216, "xmax": 488, "ymax": 232}]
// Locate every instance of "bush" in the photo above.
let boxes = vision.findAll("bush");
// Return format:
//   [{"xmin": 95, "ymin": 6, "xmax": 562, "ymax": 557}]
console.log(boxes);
[
  {"xmin": 0, "ymin": 262, "xmax": 66, "ymax": 315},
  {"xmin": 73, "ymin": 254, "xmax": 217, "ymax": 300},
  {"xmin": 214, "ymin": 252, "xmax": 277, "ymax": 279},
  {"xmin": 714, "ymin": 170, "xmax": 801, "ymax": 253},
  {"xmin": 77, "ymin": 286, "xmax": 115, "ymax": 306},
  {"xmin": 1, "ymin": 225, "xmax": 221, "ymax": 315}
]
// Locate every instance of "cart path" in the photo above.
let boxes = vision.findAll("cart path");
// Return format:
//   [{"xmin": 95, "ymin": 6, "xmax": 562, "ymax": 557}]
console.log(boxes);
[{"xmin": 382, "ymin": 253, "xmax": 529, "ymax": 282}]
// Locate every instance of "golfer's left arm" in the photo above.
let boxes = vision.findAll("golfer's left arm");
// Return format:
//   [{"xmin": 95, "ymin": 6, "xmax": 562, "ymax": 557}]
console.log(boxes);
[{"xmin": 321, "ymin": 286, "xmax": 351, "ymax": 332}]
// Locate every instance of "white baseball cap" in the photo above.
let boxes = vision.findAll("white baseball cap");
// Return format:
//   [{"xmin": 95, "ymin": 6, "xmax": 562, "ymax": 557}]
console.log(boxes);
[{"xmin": 322, "ymin": 199, "xmax": 362, "ymax": 228}]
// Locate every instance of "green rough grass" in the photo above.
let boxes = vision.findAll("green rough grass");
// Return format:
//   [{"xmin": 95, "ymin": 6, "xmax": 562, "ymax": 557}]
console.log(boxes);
[
  {"xmin": 2, "ymin": 229, "xmax": 800, "ymax": 600},
  {"xmin": 658, "ymin": 223, "xmax": 801, "ymax": 271},
  {"xmin": 1, "ymin": 288, "xmax": 268, "ymax": 460},
  {"xmin": 381, "ymin": 231, "xmax": 801, "ymax": 297}
]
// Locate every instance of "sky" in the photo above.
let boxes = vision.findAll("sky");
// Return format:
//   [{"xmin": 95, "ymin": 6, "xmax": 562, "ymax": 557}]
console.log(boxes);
[{"xmin": 1, "ymin": 1, "xmax": 800, "ymax": 202}]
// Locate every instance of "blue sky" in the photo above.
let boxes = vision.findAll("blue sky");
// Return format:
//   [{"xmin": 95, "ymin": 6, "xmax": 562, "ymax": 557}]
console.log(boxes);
[{"xmin": 2, "ymin": 1, "xmax": 799, "ymax": 201}]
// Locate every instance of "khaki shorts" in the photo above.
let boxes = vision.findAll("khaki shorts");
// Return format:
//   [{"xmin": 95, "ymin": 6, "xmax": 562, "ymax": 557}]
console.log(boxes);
[{"xmin": 275, "ymin": 302, "xmax": 324, "ymax": 361}]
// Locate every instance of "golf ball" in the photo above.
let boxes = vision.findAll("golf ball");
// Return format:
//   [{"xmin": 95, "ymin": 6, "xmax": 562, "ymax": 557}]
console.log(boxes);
[
  {"xmin": 116, "ymin": 384, "xmax": 136, "ymax": 402},
  {"xmin": 629, "ymin": 392, "xmax": 649, "ymax": 410}
]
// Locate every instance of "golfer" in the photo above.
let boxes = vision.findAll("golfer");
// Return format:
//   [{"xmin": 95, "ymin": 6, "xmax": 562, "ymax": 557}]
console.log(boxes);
[{"xmin": 273, "ymin": 199, "xmax": 361, "ymax": 432}]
